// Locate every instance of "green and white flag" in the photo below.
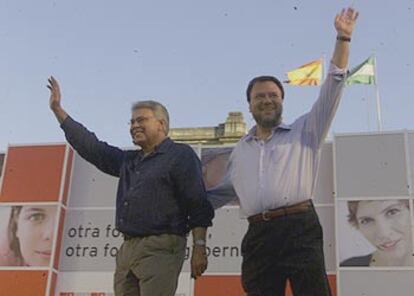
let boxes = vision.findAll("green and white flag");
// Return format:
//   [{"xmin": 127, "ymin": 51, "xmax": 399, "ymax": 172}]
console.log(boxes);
[{"xmin": 346, "ymin": 56, "xmax": 376, "ymax": 85}]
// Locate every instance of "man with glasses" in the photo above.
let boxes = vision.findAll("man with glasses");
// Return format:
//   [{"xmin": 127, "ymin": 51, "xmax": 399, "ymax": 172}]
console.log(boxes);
[
  {"xmin": 208, "ymin": 7, "xmax": 358, "ymax": 296},
  {"xmin": 47, "ymin": 78, "xmax": 214, "ymax": 296}
]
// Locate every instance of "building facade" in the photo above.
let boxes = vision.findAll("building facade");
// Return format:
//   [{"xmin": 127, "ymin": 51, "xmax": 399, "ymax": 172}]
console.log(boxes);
[{"xmin": 169, "ymin": 112, "xmax": 247, "ymax": 144}]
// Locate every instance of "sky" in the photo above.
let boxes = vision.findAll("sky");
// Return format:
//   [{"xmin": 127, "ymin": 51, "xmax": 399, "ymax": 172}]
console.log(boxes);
[{"xmin": 1, "ymin": 0, "xmax": 414, "ymax": 151}]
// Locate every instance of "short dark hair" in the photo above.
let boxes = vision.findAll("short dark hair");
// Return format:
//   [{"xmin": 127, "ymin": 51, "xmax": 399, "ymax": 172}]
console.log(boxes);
[{"xmin": 246, "ymin": 76, "xmax": 285, "ymax": 102}]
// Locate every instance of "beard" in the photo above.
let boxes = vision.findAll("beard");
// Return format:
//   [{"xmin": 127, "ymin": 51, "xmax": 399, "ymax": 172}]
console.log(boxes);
[{"xmin": 252, "ymin": 102, "xmax": 283, "ymax": 128}]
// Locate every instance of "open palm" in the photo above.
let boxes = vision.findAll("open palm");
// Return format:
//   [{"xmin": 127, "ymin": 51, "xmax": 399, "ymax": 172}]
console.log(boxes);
[
  {"xmin": 335, "ymin": 7, "xmax": 359, "ymax": 37},
  {"xmin": 47, "ymin": 76, "xmax": 61, "ymax": 111}
]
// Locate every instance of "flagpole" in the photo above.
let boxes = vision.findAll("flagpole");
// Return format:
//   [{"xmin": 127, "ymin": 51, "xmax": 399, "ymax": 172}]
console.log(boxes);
[{"xmin": 373, "ymin": 53, "xmax": 383, "ymax": 131}]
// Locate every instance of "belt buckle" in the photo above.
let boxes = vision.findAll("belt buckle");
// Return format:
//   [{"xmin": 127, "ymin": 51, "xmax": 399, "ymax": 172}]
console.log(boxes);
[{"xmin": 262, "ymin": 210, "xmax": 271, "ymax": 221}]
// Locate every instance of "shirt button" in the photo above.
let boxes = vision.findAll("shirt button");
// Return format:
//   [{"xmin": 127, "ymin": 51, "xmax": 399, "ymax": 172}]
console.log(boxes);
[
  {"xmin": 119, "ymin": 218, "xmax": 124, "ymax": 223},
  {"xmin": 124, "ymin": 201, "xmax": 128, "ymax": 206}
]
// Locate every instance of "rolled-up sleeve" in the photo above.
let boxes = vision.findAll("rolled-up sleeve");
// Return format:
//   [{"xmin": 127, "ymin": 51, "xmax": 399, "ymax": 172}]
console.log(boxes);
[{"xmin": 304, "ymin": 62, "xmax": 348, "ymax": 149}]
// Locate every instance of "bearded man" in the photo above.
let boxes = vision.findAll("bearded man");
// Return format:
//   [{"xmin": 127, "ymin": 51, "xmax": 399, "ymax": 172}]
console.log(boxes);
[{"xmin": 208, "ymin": 7, "xmax": 359, "ymax": 296}]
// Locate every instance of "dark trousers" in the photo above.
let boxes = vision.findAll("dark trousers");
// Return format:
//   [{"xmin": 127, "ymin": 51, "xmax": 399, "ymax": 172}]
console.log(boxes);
[{"xmin": 241, "ymin": 204, "xmax": 331, "ymax": 296}]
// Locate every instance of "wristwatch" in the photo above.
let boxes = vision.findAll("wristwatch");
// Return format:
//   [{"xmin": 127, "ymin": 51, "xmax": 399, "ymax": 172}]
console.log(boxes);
[
  {"xmin": 193, "ymin": 239, "xmax": 206, "ymax": 247},
  {"xmin": 337, "ymin": 35, "xmax": 351, "ymax": 42}
]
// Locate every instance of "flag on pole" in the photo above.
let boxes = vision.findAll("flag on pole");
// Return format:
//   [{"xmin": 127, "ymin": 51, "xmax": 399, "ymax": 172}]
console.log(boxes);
[
  {"xmin": 285, "ymin": 59, "xmax": 323, "ymax": 86},
  {"xmin": 346, "ymin": 56, "xmax": 376, "ymax": 85}
]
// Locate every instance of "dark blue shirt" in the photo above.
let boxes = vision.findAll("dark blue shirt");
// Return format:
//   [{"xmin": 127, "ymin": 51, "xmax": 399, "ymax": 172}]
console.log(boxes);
[{"xmin": 61, "ymin": 116, "xmax": 214, "ymax": 237}]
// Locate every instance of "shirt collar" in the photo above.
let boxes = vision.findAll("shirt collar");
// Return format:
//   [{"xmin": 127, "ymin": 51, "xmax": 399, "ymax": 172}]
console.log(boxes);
[
  {"xmin": 138, "ymin": 137, "xmax": 172, "ymax": 156},
  {"xmin": 156, "ymin": 137, "xmax": 173, "ymax": 153},
  {"xmin": 243, "ymin": 123, "xmax": 292, "ymax": 142}
]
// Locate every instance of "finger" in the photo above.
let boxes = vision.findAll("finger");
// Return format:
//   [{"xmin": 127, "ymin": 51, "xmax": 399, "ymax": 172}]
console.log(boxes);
[
  {"xmin": 51, "ymin": 76, "xmax": 60, "ymax": 88},
  {"xmin": 197, "ymin": 263, "xmax": 206, "ymax": 276},
  {"xmin": 193, "ymin": 267, "xmax": 202, "ymax": 279},
  {"xmin": 195, "ymin": 267, "xmax": 202, "ymax": 277},
  {"xmin": 353, "ymin": 11, "xmax": 359, "ymax": 21},
  {"xmin": 346, "ymin": 7, "xmax": 354, "ymax": 14},
  {"xmin": 335, "ymin": 14, "xmax": 340, "ymax": 24},
  {"xmin": 47, "ymin": 85, "xmax": 52, "ymax": 91},
  {"xmin": 192, "ymin": 263, "xmax": 201, "ymax": 277},
  {"xmin": 347, "ymin": 8, "xmax": 355, "ymax": 20},
  {"xmin": 191, "ymin": 263, "xmax": 197, "ymax": 278}
]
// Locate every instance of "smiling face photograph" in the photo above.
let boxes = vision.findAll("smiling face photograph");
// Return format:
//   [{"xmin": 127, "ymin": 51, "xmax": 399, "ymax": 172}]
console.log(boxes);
[
  {"xmin": 339, "ymin": 199, "xmax": 414, "ymax": 267},
  {"xmin": 0, "ymin": 205, "xmax": 57, "ymax": 267},
  {"xmin": 201, "ymin": 147, "xmax": 233, "ymax": 190}
]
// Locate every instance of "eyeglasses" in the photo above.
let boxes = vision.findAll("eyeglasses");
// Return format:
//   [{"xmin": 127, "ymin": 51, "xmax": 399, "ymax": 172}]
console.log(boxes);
[
  {"xmin": 128, "ymin": 116, "xmax": 156, "ymax": 126},
  {"xmin": 254, "ymin": 92, "xmax": 282, "ymax": 101}
]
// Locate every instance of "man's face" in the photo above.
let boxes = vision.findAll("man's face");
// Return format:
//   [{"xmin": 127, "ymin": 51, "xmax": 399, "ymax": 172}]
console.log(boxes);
[
  {"xmin": 129, "ymin": 108, "xmax": 164, "ymax": 147},
  {"xmin": 249, "ymin": 81, "xmax": 283, "ymax": 128}
]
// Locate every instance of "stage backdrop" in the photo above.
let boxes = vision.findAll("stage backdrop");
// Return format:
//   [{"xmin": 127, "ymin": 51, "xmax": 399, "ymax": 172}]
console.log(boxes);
[{"xmin": 4, "ymin": 131, "xmax": 414, "ymax": 295}]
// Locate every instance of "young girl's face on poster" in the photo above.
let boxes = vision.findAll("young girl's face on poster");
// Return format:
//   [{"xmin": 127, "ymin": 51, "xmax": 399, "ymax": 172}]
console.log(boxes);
[
  {"xmin": 16, "ymin": 206, "xmax": 57, "ymax": 266},
  {"xmin": 356, "ymin": 200, "xmax": 411, "ymax": 261}
]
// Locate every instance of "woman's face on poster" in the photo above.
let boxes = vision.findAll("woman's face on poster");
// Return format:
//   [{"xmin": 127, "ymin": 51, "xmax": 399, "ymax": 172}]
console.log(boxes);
[
  {"xmin": 203, "ymin": 153, "xmax": 229, "ymax": 189},
  {"xmin": 16, "ymin": 205, "xmax": 57, "ymax": 266},
  {"xmin": 356, "ymin": 200, "xmax": 411, "ymax": 260}
]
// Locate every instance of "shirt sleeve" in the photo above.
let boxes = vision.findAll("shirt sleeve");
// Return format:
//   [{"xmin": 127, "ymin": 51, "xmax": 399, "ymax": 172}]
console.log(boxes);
[
  {"xmin": 172, "ymin": 145, "xmax": 214, "ymax": 229},
  {"xmin": 303, "ymin": 62, "xmax": 348, "ymax": 149},
  {"xmin": 61, "ymin": 116, "xmax": 125, "ymax": 177}
]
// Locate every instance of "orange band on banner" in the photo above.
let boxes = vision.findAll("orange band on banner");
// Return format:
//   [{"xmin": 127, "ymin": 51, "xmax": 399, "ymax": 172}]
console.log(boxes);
[
  {"xmin": 0, "ymin": 145, "xmax": 67, "ymax": 202},
  {"xmin": 194, "ymin": 275, "xmax": 244, "ymax": 296},
  {"xmin": 194, "ymin": 275, "xmax": 337, "ymax": 296},
  {"xmin": 0, "ymin": 270, "xmax": 49, "ymax": 296}
]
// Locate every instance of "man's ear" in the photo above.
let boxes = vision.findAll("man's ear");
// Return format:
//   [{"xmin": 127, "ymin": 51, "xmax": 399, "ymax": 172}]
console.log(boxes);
[{"xmin": 159, "ymin": 119, "xmax": 168, "ymax": 134}]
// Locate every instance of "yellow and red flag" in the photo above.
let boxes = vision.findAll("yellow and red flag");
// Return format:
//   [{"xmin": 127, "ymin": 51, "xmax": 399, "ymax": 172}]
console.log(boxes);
[{"xmin": 285, "ymin": 59, "xmax": 323, "ymax": 86}]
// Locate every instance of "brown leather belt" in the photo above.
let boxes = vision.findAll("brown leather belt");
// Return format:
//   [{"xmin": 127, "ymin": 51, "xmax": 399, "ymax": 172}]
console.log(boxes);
[{"xmin": 247, "ymin": 200, "xmax": 312, "ymax": 223}]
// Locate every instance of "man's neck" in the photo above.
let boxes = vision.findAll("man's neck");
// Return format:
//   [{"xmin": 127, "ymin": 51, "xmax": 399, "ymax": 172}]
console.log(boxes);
[
  {"xmin": 255, "ymin": 125, "xmax": 273, "ymax": 140},
  {"xmin": 141, "ymin": 136, "xmax": 167, "ymax": 155}
]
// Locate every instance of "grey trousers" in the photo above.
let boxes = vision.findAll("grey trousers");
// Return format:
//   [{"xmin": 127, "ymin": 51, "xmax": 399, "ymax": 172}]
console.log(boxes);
[{"xmin": 114, "ymin": 233, "xmax": 186, "ymax": 296}]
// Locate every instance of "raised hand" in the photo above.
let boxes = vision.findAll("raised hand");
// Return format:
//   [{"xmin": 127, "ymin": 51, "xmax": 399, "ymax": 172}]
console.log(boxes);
[
  {"xmin": 47, "ymin": 76, "xmax": 68, "ymax": 123},
  {"xmin": 47, "ymin": 76, "xmax": 62, "ymax": 111},
  {"xmin": 335, "ymin": 7, "xmax": 359, "ymax": 37}
]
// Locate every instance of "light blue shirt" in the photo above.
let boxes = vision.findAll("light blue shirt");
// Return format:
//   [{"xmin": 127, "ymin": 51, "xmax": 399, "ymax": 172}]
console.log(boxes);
[{"xmin": 208, "ymin": 62, "xmax": 347, "ymax": 217}]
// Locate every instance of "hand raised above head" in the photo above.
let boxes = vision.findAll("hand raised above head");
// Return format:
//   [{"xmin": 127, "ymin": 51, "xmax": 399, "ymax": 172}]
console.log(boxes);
[
  {"xmin": 47, "ymin": 76, "xmax": 68, "ymax": 123},
  {"xmin": 47, "ymin": 76, "xmax": 62, "ymax": 111},
  {"xmin": 335, "ymin": 7, "xmax": 359, "ymax": 38}
]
